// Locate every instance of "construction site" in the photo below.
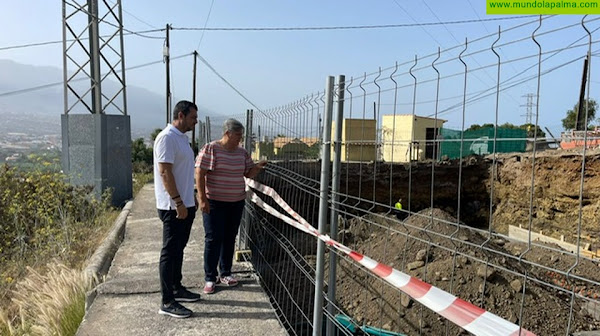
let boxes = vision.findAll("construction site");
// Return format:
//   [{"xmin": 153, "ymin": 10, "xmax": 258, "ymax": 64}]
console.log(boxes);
[{"xmin": 239, "ymin": 141, "xmax": 600, "ymax": 335}]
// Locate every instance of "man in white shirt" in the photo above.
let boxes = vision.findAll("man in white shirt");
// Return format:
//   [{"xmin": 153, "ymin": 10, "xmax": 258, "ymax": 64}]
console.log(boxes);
[{"xmin": 154, "ymin": 100, "xmax": 200, "ymax": 318}]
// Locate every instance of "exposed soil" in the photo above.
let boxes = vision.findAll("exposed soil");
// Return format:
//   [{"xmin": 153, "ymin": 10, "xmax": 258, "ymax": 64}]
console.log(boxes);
[
  {"xmin": 335, "ymin": 209, "xmax": 600, "ymax": 335},
  {"xmin": 493, "ymin": 151, "xmax": 600, "ymax": 244},
  {"xmin": 330, "ymin": 150, "xmax": 600, "ymax": 335}
]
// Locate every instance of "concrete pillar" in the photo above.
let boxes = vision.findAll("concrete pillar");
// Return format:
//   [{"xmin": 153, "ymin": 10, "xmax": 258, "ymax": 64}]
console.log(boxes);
[{"xmin": 61, "ymin": 114, "xmax": 132, "ymax": 206}]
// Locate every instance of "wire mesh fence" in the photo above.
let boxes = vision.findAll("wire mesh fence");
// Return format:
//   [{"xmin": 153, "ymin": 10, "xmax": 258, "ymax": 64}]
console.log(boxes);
[{"xmin": 207, "ymin": 15, "xmax": 600, "ymax": 336}]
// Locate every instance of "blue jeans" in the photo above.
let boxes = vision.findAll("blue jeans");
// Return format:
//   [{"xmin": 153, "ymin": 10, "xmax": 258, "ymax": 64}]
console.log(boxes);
[{"xmin": 203, "ymin": 199, "xmax": 245, "ymax": 282}]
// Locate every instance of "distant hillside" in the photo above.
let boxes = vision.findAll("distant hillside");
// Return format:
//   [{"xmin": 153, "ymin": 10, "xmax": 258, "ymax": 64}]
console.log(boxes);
[{"xmin": 0, "ymin": 59, "xmax": 214, "ymax": 138}]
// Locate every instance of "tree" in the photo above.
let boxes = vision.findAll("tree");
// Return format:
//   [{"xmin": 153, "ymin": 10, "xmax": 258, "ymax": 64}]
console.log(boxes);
[
  {"xmin": 519, "ymin": 123, "xmax": 545, "ymax": 138},
  {"xmin": 131, "ymin": 138, "xmax": 153, "ymax": 173},
  {"xmin": 467, "ymin": 123, "xmax": 511, "ymax": 131},
  {"xmin": 466, "ymin": 122, "xmax": 544, "ymax": 137},
  {"xmin": 150, "ymin": 128, "xmax": 162, "ymax": 141},
  {"xmin": 562, "ymin": 98, "xmax": 598, "ymax": 130},
  {"xmin": 499, "ymin": 122, "xmax": 518, "ymax": 129}
]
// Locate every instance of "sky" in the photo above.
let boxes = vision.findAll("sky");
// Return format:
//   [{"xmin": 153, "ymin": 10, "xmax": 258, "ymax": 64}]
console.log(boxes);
[{"xmin": 0, "ymin": 1, "xmax": 599, "ymax": 138}]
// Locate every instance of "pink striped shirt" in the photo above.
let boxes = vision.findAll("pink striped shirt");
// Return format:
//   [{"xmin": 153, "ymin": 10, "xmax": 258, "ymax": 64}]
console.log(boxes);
[{"xmin": 195, "ymin": 141, "xmax": 254, "ymax": 202}]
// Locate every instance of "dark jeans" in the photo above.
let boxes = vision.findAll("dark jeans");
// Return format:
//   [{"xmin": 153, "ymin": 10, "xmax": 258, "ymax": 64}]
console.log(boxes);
[
  {"xmin": 203, "ymin": 199, "xmax": 245, "ymax": 282},
  {"xmin": 158, "ymin": 207, "xmax": 196, "ymax": 304}
]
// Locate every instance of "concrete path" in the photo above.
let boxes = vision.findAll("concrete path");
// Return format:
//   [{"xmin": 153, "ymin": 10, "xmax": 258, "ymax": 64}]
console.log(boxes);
[{"xmin": 76, "ymin": 183, "xmax": 287, "ymax": 336}]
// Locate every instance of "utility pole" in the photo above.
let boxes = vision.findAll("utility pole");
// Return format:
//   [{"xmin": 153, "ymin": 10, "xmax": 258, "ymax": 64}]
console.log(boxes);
[
  {"xmin": 192, "ymin": 50, "xmax": 198, "ymax": 154},
  {"xmin": 164, "ymin": 23, "xmax": 171, "ymax": 125}
]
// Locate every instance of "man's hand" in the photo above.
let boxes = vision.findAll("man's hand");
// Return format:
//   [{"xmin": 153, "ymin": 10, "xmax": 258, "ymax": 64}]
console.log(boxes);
[
  {"xmin": 176, "ymin": 203, "xmax": 188, "ymax": 219},
  {"xmin": 199, "ymin": 197, "xmax": 210, "ymax": 214}
]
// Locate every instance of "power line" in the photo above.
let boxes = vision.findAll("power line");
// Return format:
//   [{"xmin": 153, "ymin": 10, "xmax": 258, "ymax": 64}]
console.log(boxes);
[
  {"xmin": 1, "ymin": 16, "xmax": 536, "ymax": 52},
  {"xmin": 193, "ymin": 52, "xmax": 298, "ymax": 136},
  {"xmin": 196, "ymin": 0, "xmax": 216, "ymax": 51},
  {"xmin": 193, "ymin": 53, "xmax": 262, "ymax": 112},
  {"xmin": 0, "ymin": 28, "xmax": 165, "ymax": 52},
  {"xmin": 116, "ymin": 2, "xmax": 158, "ymax": 29},
  {"xmin": 418, "ymin": 0, "xmax": 522, "ymax": 106},
  {"xmin": 390, "ymin": 0, "xmax": 447, "ymax": 49},
  {"xmin": 63, "ymin": 1, "xmax": 164, "ymax": 39},
  {"xmin": 172, "ymin": 16, "xmax": 537, "ymax": 31},
  {"xmin": 435, "ymin": 55, "xmax": 583, "ymax": 118},
  {"xmin": 0, "ymin": 53, "xmax": 192, "ymax": 98}
]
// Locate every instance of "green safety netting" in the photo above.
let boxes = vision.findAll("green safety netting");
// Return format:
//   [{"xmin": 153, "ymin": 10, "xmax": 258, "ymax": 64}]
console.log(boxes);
[{"xmin": 439, "ymin": 127, "xmax": 526, "ymax": 159}]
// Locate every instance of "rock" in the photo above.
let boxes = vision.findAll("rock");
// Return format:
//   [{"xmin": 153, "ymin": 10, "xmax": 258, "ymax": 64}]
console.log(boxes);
[
  {"xmin": 442, "ymin": 277, "xmax": 449, "ymax": 281},
  {"xmin": 582, "ymin": 301, "xmax": 600, "ymax": 321},
  {"xmin": 492, "ymin": 238, "xmax": 505, "ymax": 246},
  {"xmin": 416, "ymin": 249, "xmax": 432, "ymax": 262},
  {"xmin": 457, "ymin": 255, "xmax": 469, "ymax": 265},
  {"xmin": 382, "ymin": 322, "xmax": 392, "ymax": 330},
  {"xmin": 458, "ymin": 277, "xmax": 466, "ymax": 284},
  {"xmin": 510, "ymin": 279, "xmax": 523, "ymax": 292},
  {"xmin": 477, "ymin": 265, "xmax": 496, "ymax": 280},
  {"xmin": 550, "ymin": 255, "xmax": 560, "ymax": 263},
  {"xmin": 400, "ymin": 293, "xmax": 413, "ymax": 308},
  {"xmin": 572, "ymin": 331, "xmax": 600, "ymax": 336},
  {"xmin": 338, "ymin": 229, "xmax": 353, "ymax": 243},
  {"xmin": 407, "ymin": 261, "xmax": 425, "ymax": 270},
  {"xmin": 458, "ymin": 235, "xmax": 470, "ymax": 242}
]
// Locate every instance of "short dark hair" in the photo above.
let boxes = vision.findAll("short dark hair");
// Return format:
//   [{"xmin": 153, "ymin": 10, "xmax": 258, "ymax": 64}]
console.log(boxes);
[{"xmin": 173, "ymin": 100, "xmax": 198, "ymax": 120}]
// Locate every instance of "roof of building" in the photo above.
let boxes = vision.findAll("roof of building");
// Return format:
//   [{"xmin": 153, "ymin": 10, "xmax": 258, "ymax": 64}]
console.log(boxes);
[
  {"xmin": 382, "ymin": 114, "xmax": 447, "ymax": 122},
  {"xmin": 272, "ymin": 136, "xmax": 319, "ymax": 149}
]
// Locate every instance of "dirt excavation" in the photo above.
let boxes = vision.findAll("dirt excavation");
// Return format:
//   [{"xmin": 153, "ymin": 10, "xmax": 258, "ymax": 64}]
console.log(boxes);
[{"xmin": 329, "ymin": 151, "xmax": 600, "ymax": 335}]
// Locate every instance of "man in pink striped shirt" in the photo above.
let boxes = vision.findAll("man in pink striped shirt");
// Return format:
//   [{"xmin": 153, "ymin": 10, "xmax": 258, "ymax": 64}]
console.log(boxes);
[{"xmin": 195, "ymin": 118, "xmax": 267, "ymax": 294}]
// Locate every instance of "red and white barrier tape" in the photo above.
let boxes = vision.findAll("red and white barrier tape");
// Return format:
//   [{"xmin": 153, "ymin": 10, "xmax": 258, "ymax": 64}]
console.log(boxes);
[{"xmin": 245, "ymin": 178, "xmax": 535, "ymax": 336}]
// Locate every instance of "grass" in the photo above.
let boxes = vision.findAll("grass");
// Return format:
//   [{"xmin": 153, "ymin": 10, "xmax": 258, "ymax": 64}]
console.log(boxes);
[
  {"xmin": 0, "ymin": 264, "xmax": 93, "ymax": 336},
  {"xmin": 58, "ymin": 291, "xmax": 86, "ymax": 336},
  {"xmin": 133, "ymin": 172, "xmax": 153, "ymax": 196}
]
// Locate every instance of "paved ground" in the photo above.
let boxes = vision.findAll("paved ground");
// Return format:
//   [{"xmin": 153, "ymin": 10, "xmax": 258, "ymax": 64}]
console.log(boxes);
[{"xmin": 76, "ymin": 183, "xmax": 287, "ymax": 336}]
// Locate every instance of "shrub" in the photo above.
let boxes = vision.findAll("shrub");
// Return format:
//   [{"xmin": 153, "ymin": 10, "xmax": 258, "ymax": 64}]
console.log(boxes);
[
  {"xmin": 0, "ymin": 165, "xmax": 111, "ymax": 270},
  {"xmin": 0, "ymin": 164, "xmax": 114, "ymax": 335}
]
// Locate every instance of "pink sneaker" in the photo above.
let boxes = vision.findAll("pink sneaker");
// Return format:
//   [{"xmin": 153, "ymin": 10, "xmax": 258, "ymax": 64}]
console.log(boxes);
[
  {"xmin": 203, "ymin": 281, "xmax": 216, "ymax": 294},
  {"xmin": 219, "ymin": 275, "xmax": 238, "ymax": 287}
]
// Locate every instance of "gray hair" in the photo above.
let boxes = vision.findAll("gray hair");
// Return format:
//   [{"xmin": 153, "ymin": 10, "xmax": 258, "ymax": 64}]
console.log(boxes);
[{"xmin": 223, "ymin": 118, "xmax": 244, "ymax": 134}]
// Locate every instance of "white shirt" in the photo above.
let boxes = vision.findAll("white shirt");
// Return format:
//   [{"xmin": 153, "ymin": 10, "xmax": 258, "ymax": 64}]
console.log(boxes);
[{"xmin": 153, "ymin": 124, "xmax": 195, "ymax": 210}]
